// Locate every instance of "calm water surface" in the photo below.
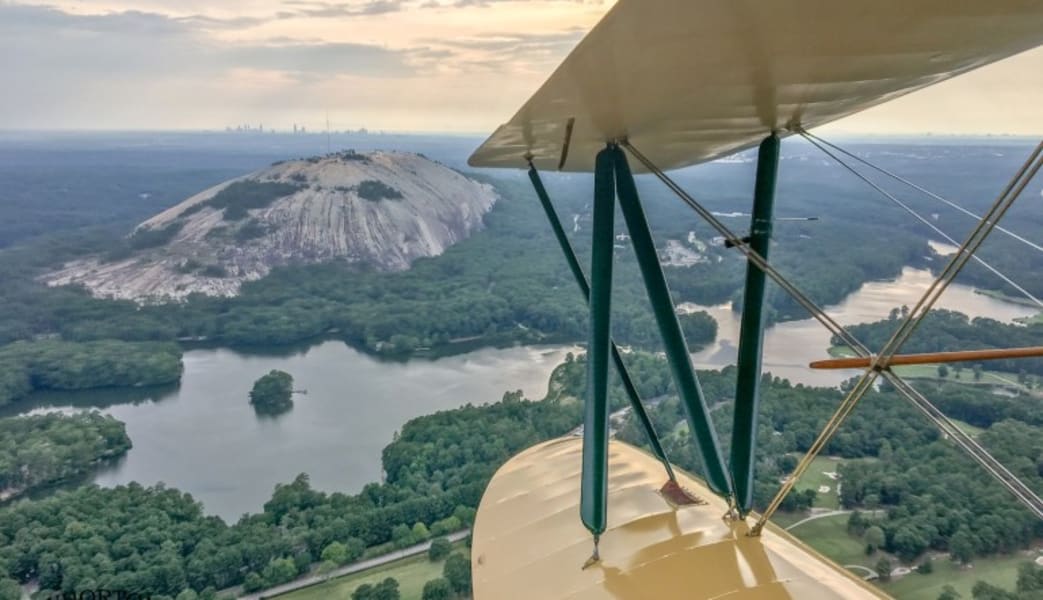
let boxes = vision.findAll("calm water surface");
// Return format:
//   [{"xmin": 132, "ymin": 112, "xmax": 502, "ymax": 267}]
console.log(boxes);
[
  {"xmin": 683, "ymin": 267, "xmax": 1036, "ymax": 387},
  {"xmin": 9, "ymin": 266, "xmax": 1035, "ymax": 519},
  {"xmin": 10, "ymin": 344, "xmax": 576, "ymax": 521}
]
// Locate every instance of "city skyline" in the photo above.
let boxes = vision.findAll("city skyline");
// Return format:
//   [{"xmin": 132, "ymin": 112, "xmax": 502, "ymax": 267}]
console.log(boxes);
[{"xmin": 2, "ymin": 0, "xmax": 1042, "ymax": 135}]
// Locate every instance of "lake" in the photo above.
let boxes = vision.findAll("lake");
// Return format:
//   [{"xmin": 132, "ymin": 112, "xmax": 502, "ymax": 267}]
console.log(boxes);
[
  {"xmin": 7, "ymin": 266, "xmax": 1035, "ymax": 520},
  {"xmin": 9, "ymin": 343, "xmax": 577, "ymax": 521},
  {"xmin": 684, "ymin": 266, "xmax": 1037, "ymax": 387}
]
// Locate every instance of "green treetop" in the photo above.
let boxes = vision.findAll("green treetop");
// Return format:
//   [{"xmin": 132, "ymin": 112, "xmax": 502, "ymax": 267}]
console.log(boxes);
[{"xmin": 249, "ymin": 370, "xmax": 294, "ymax": 414}]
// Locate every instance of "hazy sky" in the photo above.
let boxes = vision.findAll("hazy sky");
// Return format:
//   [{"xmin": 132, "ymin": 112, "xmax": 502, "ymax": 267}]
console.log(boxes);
[{"xmin": 2, "ymin": 0, "xmax": 1041, "ymax": 135}]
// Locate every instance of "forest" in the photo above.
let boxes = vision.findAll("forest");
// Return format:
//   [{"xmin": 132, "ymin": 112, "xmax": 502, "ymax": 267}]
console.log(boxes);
[
  {"xmin": 0, "ymin": 146, "xmax": 948, "ymax": 367},
  {"xmin": 0, "ymin": 382, "xmax": 580, "ymax": 599},
  {"xmin": 0, "ymin": 412, "xmax": 130, "ymax": 499},
  {"xmin": 608, "ymin": 352, "xmax": 1043, "ymax": 586},
  {"xmin": 839, "ymin": 309, "xmax": 1043, "ymax": 377},
  {"xmin": 2, "ymin": 137, "xmax": 1041, "ymax": 600},
  {"xmin": 0, "ymin": 348, "xmax": 1039, "ymax": 598},
  {"xmin": 0, "ymin": 340, "xmax": 183, "ymax": 407}
]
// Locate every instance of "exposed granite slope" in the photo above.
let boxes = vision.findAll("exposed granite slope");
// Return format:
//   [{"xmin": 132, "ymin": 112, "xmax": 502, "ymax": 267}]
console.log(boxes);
[{"xmin": 45, "ymin": 151, "xmax": 498, "ymax": 301}]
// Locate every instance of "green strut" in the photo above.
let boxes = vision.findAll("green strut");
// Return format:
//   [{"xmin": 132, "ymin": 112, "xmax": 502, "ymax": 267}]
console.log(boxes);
[
  {"xmin": 611, "ymin": 146, "xmax": 734, "ymax": 499},
  {"xmin": 581, "ymin": 146, "xmax": 616, "ymax": 538},
  {"xmin": 527, "ymin": 165, "xmax": 677, "ymax": 483},
  {"xmin": 731, "ymin": 133, "xmax": 780, "ymax": 515}
]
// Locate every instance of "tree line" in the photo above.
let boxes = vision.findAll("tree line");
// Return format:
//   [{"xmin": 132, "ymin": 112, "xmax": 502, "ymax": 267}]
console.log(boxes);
[
  {"xmin": 838, "ymin": 309, "xmax": 1043, "ymax": 377},
  {"xmin": 0, "ymin": 412, "xmax": 130, "ymax": 499},
  {"xmin": 605, "ymin": 351, "xmax": 1041, "ymax": 578},
  {"xmin": 0, "ymin": 340, "xmax": 183, "ymax": 407},
  {"xmin": 0, "ymin": 378, "xmax": 581, "ymax": 599}
]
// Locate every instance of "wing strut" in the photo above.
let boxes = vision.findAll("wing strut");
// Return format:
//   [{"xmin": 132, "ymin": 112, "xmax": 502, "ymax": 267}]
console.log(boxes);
[
  {"xmin": 612, "ymin": 146, "xmax": 734, "ymax": 500},
  {"xmin": 527, "ymin": 162, "xmax": 677, "ymax": 484},
  {"xmin": 575, "ymin": 144, "xmax": 737, "ymax": 561},
  {"xmin": 622, "ymin": 137, "xmax": 1043, "ymax": 528},
  {"xmin": 580, "ymin": 147, "xmax": 616, "ymax": 558},
  {"xmin": 731, "ymin": 134, "xmax": 780, "ymax": 516}
]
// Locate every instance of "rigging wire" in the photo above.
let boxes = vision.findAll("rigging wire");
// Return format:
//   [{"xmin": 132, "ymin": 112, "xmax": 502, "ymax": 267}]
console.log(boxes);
[
  {"xmin": 799, "ymin": 134, "xmax": 1043, "ymax": 517},
  {"xmin": 798, "ymin": 132, "xmax": 1043, "ymax": 310},
  {"xmin": 800, "ymin": 129, "xmax": 1043, "ymax": 254},
  {"xmin": 753, "ymin": 138, "xmax": 1043, "ymax": 528},
  {"xmin": 622, "ymin": 139, "xmax": 1043, "ymax": 528},
  {"xmin": 882, "ymin": 371, "xmax": 1043, "ymax": 519}
]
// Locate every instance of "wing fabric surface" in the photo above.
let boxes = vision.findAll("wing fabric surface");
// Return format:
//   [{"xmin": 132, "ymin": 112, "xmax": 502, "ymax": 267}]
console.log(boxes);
[{"xmin": 468, "ymin": 0, "xmax": 1043, "ymax": 173}]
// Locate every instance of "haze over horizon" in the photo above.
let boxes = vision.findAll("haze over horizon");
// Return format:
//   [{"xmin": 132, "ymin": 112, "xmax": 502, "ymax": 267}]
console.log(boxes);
[{"xmin": 2, "ymin": 0, "xmax": 1042, "ymax": 136}]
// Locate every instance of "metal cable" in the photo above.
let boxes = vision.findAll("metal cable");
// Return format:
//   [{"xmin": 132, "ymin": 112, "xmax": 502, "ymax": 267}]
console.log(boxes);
[
  {"xmin": 882, "ymin": 371, "xmax": 1043, "ymax": 519},
  {"xmin": 800, "ymin": 132, "xmax": 1043, "ymax": 309},
  {"xmin": 801, "ymin": 129, "xmax": 1043, "ymax": 253},
  {"xmin": 754, "ymin": 140, "xmax": 1043, "ymax": 529},
  {"xmin": 622, "ymin": 139, "xmax": 1043, "ymax": 529},
  {"xmin": 622, "ymin": 141, "xmax": 871, "ymax": 355}
]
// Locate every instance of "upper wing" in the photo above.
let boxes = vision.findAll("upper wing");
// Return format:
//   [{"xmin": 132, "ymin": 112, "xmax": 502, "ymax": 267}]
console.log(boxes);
[{"xmin": 468, "ymin": 0, "xmax": 1043, "ymax": 173}]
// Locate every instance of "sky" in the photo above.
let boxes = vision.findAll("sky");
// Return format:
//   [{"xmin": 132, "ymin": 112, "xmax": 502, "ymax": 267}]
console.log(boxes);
[{"xmin": 1, "ymin": 0, "xmax": 1042, "ymax": 135}]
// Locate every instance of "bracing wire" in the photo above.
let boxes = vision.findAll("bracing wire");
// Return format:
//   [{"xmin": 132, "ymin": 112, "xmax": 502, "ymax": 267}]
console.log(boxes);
[
  {"xmin": 798, "ymin": 132, "xmax": 1043, "ymax": 310},
  {"xmin": 800, "ymin": 129, "xmax": 1043, "ymax": 254},
  {"xmin": 622, "ymin": 138, "xmax": 1043, "ymax": 528},
  {"xmin": 754, "ymin": 138, "xmax": 1043, "ymax": 528}
]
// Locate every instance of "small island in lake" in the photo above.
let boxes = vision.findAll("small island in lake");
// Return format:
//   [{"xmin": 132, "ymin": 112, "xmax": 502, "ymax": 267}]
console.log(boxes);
[{"xmin": 249, "ymin": 370, "xmax": 295, "ymax": 415}]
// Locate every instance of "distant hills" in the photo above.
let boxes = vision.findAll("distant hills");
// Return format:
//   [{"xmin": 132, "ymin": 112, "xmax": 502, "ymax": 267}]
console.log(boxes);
[{"xmin": 44, "ymin": 151, "xmax": 498, "ymax": 301}]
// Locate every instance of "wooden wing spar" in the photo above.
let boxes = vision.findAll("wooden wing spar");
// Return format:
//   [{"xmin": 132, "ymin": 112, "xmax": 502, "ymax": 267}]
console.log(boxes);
[
  {"xmin": 810, "ymin": 347, "xmax": 1043, "ymax": 370},
  {"xmin": 468, "ymin": 0, "xmax": 1043, "ymax": 173}
]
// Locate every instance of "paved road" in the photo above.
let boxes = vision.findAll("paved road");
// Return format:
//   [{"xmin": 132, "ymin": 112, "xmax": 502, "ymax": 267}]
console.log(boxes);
[
  {"xmin": 844, "ymin": 564, "xmax": 879, "ymax": 580},
  {"xmin": 238, "ymin": 530, "xmax": 470, "ymax": 600},
  {"xmin": 785, "ymin": 509, "xmax": 851, "ymax": 531}
]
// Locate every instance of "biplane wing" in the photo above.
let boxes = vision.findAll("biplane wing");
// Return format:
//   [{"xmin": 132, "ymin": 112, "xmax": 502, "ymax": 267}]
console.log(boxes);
[
  {"xmin": 468, "ymin": 0, "xmax": 1043, "ymax": 173},
  {"xmin": 472, "ymin": 439, "xmax": 889, "ymax": 599},
  {"xmin": 466, "ymin": 1, "xmax": 1043, "ymax": 598}
]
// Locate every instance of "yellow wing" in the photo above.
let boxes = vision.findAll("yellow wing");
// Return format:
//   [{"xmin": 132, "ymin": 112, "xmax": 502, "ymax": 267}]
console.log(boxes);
[{"xmin": 472, "ymin": 438, "xmax": 887, "ymax": 599}]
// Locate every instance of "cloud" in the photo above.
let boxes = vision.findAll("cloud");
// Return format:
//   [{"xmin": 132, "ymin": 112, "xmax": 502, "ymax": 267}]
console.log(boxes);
[
  {"xmin": 422, "ymin": 29, "xmax": 584, "ymax": 73},
  {"xmin": 1, "ymin": 3, "xmax": 419, "ymax": 80},
  {"xmin": 436, "ymin": 29, "xmax": 584, "ymax": 53},
  {"xmin": 278, "ymin": 0, "xmax": 407, "ymax": 18}
]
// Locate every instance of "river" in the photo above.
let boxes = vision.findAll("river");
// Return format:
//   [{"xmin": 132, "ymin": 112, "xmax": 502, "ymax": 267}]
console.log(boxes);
[
  {"xmin": 8, "ymin": 343, "xmax": 577, "ymax": 521},
  {"xmin": 7, "ymin": 265, "xmax": 1035, "ymax": 520}
]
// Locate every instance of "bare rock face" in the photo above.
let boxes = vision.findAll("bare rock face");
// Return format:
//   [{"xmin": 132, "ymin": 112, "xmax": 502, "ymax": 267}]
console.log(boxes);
[{"xmin": 44, "ymin": 151, "xmax": 498, "ymax": 301}]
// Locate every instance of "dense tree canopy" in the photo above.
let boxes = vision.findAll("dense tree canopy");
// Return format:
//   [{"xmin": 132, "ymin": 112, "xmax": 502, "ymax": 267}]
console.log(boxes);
[
  {"xmin": 1, "ymin": 140, "xmax": 1040, "ymax": 599},
  {"xmin": 421, "ymin": 577, "xmax": 452, "ymax": 600},
  {"xmin": 609, "ymin": 351, "xmax": 1042, "ymax": 569},
  {"xmin": 0, "ymin": 372, "xmax": 581, "ymax": 598},
  {"xmin": 201, "ymin": 180, "xmax": 303, "ymax": 221},
  {"xmin": 0, "ymin": 412, "xmax": 130, "ymax": 498},
  {"xmin": 839, "ymin": 309, "xmax": 1043, "ymax": 377},
  {"xmin": 0, "ymin": 340, "xmax": 183, "ymax": 407},
  {"xmin": 442, "ymin": 553, "xmax": 471, "ymax": 596},
  {"xmin": 249, "ymin": 370, "xmax": 294, "ymax": 414},
  {"xmin": 427, "ymin": 537, "xmax": 451, "ymax": 562},
  {"xmin": 352, "ymin": 577, "xmax": 400, "ymax": 600}
]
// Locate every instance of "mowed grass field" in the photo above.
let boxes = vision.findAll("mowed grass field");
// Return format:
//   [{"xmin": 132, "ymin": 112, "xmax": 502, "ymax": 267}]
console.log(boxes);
[
  {"xmin": 278, "ymin": 544, "xmax": 471, "ymax": 600},
  {"xmin": 788, "ymin": 513, "xmax": 868, "ymax": 568},
  {"xmin": 882, "ymin": 553, "xmax": 1037, "ymax": 600},
  {"xmin": 787, "ymin": 513, "xmax": 1040, "ymax": 600},
  {"xmin": 793, "ymin": 455, "xmax": 844, "ymax": 510},
  {"xmin": 1022, "ymin": 312, "xmax": 1043, "ymax": 325}
]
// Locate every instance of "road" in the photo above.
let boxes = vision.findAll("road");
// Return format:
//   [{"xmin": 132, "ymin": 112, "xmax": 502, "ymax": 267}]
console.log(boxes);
[
  {"xmin": 784, "ymin": 509, "xmax": 851, "ymax": 531},
  {"xmin": 238, "ymin": 530, "xmax": 470, "ymax": 599}
]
